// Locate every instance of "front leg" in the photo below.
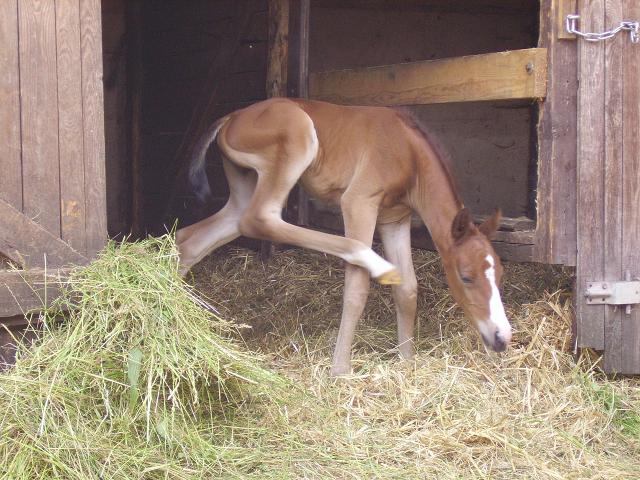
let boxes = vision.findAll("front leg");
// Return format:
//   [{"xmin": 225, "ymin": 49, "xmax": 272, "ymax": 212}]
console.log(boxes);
[
  {"xmin": 330, "ymin": 190, "xmax": 384, "ymax": 376},
  {"xmin": 331, "ymin": 264, "xmax": 371, "ymax": 376},
  {"xmin": 379, "ymin": 216, "xmax": 418, "ymax": 360}
]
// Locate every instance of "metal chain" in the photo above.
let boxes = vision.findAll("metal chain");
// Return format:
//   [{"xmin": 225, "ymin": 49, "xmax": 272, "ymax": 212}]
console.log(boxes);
[{"xmin": 566, "ymin": 14, "xmax": 639, "ymax": 43}]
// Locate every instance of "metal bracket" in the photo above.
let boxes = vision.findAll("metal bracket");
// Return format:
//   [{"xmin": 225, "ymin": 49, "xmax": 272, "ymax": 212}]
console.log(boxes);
[{"xmin": 586, "ymin": 276, "xmax": 640, "ymax": 314}]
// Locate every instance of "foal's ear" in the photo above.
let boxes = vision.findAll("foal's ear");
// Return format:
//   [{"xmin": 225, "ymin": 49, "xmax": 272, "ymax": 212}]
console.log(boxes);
[
  {"xmin": 479, "ymin": 209, "xmax": 502, "ymax": 239},
  {"xmin": 451, "ymin": 208, "xmax": 475, "ymax": 242}
]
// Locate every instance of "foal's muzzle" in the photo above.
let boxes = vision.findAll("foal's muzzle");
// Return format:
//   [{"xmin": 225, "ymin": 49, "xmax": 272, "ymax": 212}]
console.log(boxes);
[{"xmin": 481, "ymin": 329, "xmax": 511, "ymax": 353}]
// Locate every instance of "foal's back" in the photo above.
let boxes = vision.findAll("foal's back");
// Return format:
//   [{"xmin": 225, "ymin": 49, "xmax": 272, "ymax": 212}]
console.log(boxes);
[{"xmin": 221, "ymin": 98, "xmax": 420, "ymax": 212}]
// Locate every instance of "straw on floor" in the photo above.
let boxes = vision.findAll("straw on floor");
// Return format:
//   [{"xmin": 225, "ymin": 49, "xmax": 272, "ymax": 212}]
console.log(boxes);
[
  {"xmin": 1, "ymin": 236, "xmax": 639, "ymax": 479},
  {"xmin": 191, "ymin": 244, "xmax": 640, "ymax": 479}
]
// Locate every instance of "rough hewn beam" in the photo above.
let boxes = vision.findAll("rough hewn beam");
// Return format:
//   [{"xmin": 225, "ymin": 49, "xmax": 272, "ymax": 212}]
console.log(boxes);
[
  {"xmin": 310, "ymin": 48, "xmax": 547, "ymax": 106},
  {"xmin": 0, "ymin": 199, "xmax": 88, "ymax": 268},
  {"xmin": 0, "ymin": 268, "xmax": 70, "ymax": 317}
]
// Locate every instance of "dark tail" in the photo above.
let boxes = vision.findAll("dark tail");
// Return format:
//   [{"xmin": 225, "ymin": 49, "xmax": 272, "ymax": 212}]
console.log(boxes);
[{"xmin": 188, "ymin": 116, "xmax": 230, "ymax": 202}]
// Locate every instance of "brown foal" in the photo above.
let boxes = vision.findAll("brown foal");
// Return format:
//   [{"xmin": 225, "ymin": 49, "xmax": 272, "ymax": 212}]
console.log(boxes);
[{"xmin": 176, "ymin": 98, "xmax": 512, "ymax": 375}]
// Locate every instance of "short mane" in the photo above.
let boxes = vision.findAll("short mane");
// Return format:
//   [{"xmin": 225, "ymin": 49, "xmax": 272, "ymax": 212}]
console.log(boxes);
[{"xmin": 393, "ymin": 108, "xmax": 464, "ymax": 208}]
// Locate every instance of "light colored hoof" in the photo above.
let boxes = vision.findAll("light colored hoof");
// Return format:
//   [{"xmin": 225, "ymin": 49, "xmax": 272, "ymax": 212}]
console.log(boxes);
[
  {"xmin": 376, "ymin": 269, "xmax": 402, "ymax": 285},
  {"xmin": 399, "ymin": 350, "xmax": 415, "ymax": 361},
  {"xmin": 330, "ymin": 363, "xmax": 351, "ymax": 377}
]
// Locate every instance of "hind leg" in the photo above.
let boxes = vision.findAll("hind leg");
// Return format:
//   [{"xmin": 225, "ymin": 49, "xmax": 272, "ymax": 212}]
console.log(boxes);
[
  {"xmin": 215, "ymin": 98, "xmax": 400, "ymax": 282},
  {"xmin": 177, "ymin": 159, "xmax": 256, "ymax": 276},
  {"xmin": 238, "ymin": 167, "xmax": 399, "ymax": 282}
]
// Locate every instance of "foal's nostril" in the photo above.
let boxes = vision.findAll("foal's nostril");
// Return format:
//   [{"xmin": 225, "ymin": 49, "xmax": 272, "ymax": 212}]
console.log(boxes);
[{"xmin": 493, "ymin": 331, "xmax": 507, "ymax": 352}]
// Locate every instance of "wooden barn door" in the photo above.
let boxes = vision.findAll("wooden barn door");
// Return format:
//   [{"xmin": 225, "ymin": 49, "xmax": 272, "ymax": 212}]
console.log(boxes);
[
  {"xmin": 576, "ymin": 0, "xmax": 640, "ymax": 373},
  {"xmin": 0, "ymin": 0, "xmax": 106, "ymax": 318}
]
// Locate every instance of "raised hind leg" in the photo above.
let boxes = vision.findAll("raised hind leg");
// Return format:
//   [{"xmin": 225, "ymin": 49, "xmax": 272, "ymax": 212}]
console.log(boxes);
[
  {"xmin": 378, "ymin": 216, "xmax": 418, "ymax": 360},
  {"xmin": 234, "ymin": 147, "xmax": 399, "ymax": 283},
  {"xmin": 176, "ymin": 158, "xmax": 256, "ymax": 276}
]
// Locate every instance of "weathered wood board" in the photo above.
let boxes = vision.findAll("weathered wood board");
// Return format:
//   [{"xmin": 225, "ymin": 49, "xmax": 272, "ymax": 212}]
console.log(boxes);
[
  {"xmin": 576, "ymin": 0, "xmax": 606, "ymax": 351},
  {"xmin": 575, "ymin": 0, "xmax": 640, "ymax": 373},
  {"xmin": 57, "ymin": 0, "xmax": 87, "ymax": 254},
  {"xmin": 0, "ymin": 0, "xmax": 106, "ymax": 319},
  {"xmin": 0, "ymin": 269, "xmax": 69, "ymax": 318},
  {"xmin": 618, "ymin": 0, "xmax": 640, "ymax": 373},
  {"xmin": 19, "ymin": 0, "xmax": 61, "ymax": 237},
  {"xmin": 0, "ymin": 0, "xmax": 22, "ymax": 212},
  {"xmin": 535, "ymin": 0, "xmax": 578, "ymax": 266},
  {"xmin": 310, "ymin": 48, "xmax": 547, "ymax": 106}
]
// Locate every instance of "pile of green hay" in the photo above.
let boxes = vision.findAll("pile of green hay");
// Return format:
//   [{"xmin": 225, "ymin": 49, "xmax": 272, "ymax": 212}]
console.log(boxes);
[{"xmin": 0, "ymin": 236, "xmax": 292, "ymax": 479}]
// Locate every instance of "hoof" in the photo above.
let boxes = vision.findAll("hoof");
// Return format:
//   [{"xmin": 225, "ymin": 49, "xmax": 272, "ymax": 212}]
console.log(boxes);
[
  {"xmin": 376, "ymin": 269, "xmax": 402, "ymax": 285},
  {"xmin": 330, "ymin": 364, "xmax": 351, "ymax": 377},
  {"xmin": 398, "ymin": 346, "xmax": 415, "ymax": 361}
]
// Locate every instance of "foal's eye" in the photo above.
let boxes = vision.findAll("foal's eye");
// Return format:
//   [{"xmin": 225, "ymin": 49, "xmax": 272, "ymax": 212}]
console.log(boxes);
[{"xmin": 461, "ymin": 275, "xmax": 473, "ymax": 285}]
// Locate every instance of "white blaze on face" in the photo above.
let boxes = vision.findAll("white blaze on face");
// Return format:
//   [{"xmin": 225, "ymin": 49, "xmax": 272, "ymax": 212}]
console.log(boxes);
[{"xmin": 479, "ymin": 254, "xmax": 512, "ymax": 343}]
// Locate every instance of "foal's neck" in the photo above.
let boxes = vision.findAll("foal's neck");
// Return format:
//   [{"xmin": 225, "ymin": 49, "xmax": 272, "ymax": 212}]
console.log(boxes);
[{"xmin": 409, "ymin": 147, "xmax": 463, "ymax": 256}]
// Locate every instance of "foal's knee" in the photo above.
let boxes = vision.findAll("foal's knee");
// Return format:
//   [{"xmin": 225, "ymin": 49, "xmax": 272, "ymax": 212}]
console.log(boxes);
[{"xmin": 394, "ymin": 277, "xmax": 418, "ymax": 304}]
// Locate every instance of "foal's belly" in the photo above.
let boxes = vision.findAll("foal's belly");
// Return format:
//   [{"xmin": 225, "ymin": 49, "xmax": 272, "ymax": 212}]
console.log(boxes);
[
  {"xmin": 298, "ymin": 166, "xmax": 348, "ymax": 206},
  {"xmin": 298, "ymin": 175, "xmax": 413, "ymax": 227}
]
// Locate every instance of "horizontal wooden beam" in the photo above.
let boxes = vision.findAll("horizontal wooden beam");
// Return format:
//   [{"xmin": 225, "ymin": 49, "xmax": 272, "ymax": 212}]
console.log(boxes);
[
  {"xmin": 309, "ymin": 48, "xmax": 547, "ymax": 106},
  {"xmin": 0, "ymin": 199, "xmax": 88, "ymax": 268},
  {"xmin": 0, "ymin": 268, "xmax": 70, "ymax": 318},
  {"xmin": 313, "ymin": 0, "xmax": 538, "ymax": 16}
]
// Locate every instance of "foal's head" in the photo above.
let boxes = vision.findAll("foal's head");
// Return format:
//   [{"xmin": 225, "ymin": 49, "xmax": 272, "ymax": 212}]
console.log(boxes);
[{"xmin": 443, "ymin": 208, "xmax": 512, "ymax": 352}]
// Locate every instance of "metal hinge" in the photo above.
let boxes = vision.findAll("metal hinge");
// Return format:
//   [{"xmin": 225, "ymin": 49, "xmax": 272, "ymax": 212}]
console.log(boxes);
[
  {"xmin": 585, "ymin": 272, "xmax": 640, "ymax": 314},
  {"xmin": 566, "ymin": 14, "xmax": 640, "ymax": 43}
]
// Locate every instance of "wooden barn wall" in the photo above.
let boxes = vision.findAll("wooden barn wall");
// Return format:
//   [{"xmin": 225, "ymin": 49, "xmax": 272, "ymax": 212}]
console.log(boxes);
[
  {"xmin": 1, "ymin": 0, "xmax": 106, "ymax": 336},
  {"xmin": 309, "ymin": 1, "xmax": 539, "ymax": 219},
  {"xmin": 132, "ymin": 0, "xmax": 268, "ymax": 234},
  {"xmin": 0, "ymin": 0, "xmax": 106, "ymax": 260}
]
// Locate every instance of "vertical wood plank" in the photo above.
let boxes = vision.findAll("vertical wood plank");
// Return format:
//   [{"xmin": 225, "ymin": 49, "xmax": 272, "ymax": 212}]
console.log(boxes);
[
  {"xmin": 576, "ymin": 0, "xmax": 605, "ymax": 350},
  {"xmin": 535, "ymin": 0, "xmax": 578, "ymax": 266},
  {"xmin": 80, "ymin": 0, "xmax": 107, "ymax": 256},
  {"xmin": 56, "ymin": 0, "xmax": 87, "ymax": 255},
  {"xmin": 262, "ymin": 0, "xmax": 290, "ymax": 260},
  {"xmin": 621, "ymin": 0, "xmax": 640, "ymax": 373},
  {"xmin": 266, "ymin": 0, "xmax": 289, "ymax": 98},
  {"xmin": 288, "ymin": 0, "xmax": 310, "ymax": 226},
  {"xmin": 288, "ymin": 0, "xmax": 309, "ymax": 99},
  {"xmin": 602, "ymin": 0, "xmax": 624, "ymax": 372},
  {"xmin": 18, "ymin": 0, "xmax": 61, "ymax": 236},
  {"xmin": 557, "ymin": 0, "xmax": 577, "ymax": 39},
  {"xmin": 0, "ymin": 0, "xmax": 22, "ymax": 212},
  {"xmin": 127, "ymin": 0, "xmax": 143, "ymax": 237}
]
